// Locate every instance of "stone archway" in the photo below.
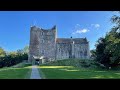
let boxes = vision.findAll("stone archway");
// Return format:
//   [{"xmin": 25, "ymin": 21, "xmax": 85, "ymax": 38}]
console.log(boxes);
[
  {"xmin": 33, "ymin": 56, "xmax": 40, "ymax": 65},
  {"xmin": 35, "ymin": 59, "xmax": 40, "ymax": 65},
  {"xmin": 33, "ymin": 56, "xmax": 48, "ymax": 65}
]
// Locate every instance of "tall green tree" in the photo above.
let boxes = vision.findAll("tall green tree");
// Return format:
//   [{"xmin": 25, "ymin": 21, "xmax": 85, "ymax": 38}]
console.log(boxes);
[
  {"xmin": 0, "ymin": 47, "xmax": 6, "ymax": 57},
  {"xmin": 105, "ymin": 12, "xmax": 120, "ymax": 67},
  {"xmin": 94, "ymin": 12, "xmax": 120, "ymax": 68},
  {"xmin": 90, "ymin": 49, "xmax": 96, "ymax": 59},
  {"xmin": 23, "ymin": 45, "xmax": 29, "ymax": 54},
  {"xmin": 95, "ymin": 37, "xmax": 111, "ymax": 67},
  {"xmin": 16, "ymin": 45, "xmax": 29, "ymax": 55}
]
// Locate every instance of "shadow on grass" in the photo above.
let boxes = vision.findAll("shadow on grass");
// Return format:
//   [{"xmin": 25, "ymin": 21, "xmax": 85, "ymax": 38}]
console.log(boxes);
[{"xmin": 38, "ymin": 66, "xmax": 120, "ymax": 79}]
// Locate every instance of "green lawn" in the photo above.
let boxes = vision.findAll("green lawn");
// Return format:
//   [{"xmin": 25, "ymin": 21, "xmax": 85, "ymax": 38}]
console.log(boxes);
[
  {"xmin": 0, "ymin": 64, "xmax": 32, "ymax": 79},
  {"xmin": 38, "ymin": 66, "xmax": 120, "ymax": 79}
]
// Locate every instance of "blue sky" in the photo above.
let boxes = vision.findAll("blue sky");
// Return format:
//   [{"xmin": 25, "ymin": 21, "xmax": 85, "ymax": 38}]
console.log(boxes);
[{"xmin": 0, "ymin": 11, "xmax": 117, "ymax": 51}]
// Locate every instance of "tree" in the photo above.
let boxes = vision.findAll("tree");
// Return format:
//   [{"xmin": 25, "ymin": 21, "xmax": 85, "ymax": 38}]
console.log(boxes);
[
  {"xmin": 94, "ymin": 12, "xmax": 120, "ymax": 68},
  {"xmin": 106, "ymin": 12, "xmax": 120, "ymax": 67},
  {"xmin": 16, "ymin": 45, "xmax": 29, "ymax": 55},
  {"xmin": 0, "ymin": 46, "xmax": 29, "ymax": 68},
  {"xmin": 17, "ymin": 49, "xmax": 24, "ymax": 55},
  {"xmin": 90, "ymin": 49, "xmax": 96, "ymax": 59},
  {"xmin": 23, "ymin": 45, "xmax": 29, "ymax": 54},
  {"xmin": 0, "ymin": 47, "xmax": 6, "ymax": 57},
  {"xmin": 95, "ymin": 37, "xmax": 111, "ymax": 67}
]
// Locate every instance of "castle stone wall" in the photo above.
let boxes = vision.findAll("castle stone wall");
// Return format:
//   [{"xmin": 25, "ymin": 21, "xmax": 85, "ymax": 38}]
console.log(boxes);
[{"xmin": 28, "ymin": 25, "xmax": 90, "ymax": 64}]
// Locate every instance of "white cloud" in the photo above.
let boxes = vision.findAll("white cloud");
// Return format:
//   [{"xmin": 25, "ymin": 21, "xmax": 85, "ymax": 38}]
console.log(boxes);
[
  {"xmin": 76, "ymin": 24, "xmax": 80, "ymax": 26},
  {"xmin": 95, "ymin": 24, "xmax": 100, "ymax": 28},
  {"xmin": 72, "ymin": 24, "xmax": 90, "ymax": 35},
  {"xmin": 72, "ymin": 29, "xmax": 89, "ymax": 34},
  {"xmin": 75, "ymin": 24, "xmax": 80, "ymax": 28},
  {"xmin": 91, "ymin": 24, "xmax": 100, "ymax": 29}
]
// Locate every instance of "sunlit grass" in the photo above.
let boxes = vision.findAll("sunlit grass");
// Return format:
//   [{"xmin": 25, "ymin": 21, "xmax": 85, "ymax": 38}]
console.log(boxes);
[
  {"xmin": 38, "ymin": 65, "xmax": 120, "ymax": 79},
  {"xmin": 0, "ymin": 65, "xmax": 31, "ymax": 79},
  {"xmin": 39, "ymin": 66, "xmax": 73, "ymax": 69},
  {"xmin": 24, "ymin": 66, "xmax": 33, "ymax": 68}
]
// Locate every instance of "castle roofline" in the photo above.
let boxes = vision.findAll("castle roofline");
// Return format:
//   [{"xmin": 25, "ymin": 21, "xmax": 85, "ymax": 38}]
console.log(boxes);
[
  {"xmin": 31, "ymin": 25, "xmax": 56, "ymax": 31},
  {"xmin": 56, "ymin": 38, "xmax": 88, "ymax": 44},
  {"xmin": 57, "ymin": 38, "xmax": 86, "ymax": 39}
]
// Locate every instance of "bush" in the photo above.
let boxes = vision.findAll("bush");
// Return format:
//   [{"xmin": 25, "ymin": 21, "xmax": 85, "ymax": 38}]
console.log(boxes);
[
  {"xmin": 41, "ymin": 59, "xmax": 94, "ymax": 68},
  {"xmin": 0, "ymin": 53, "xmax": 28, "ymax": 68}
]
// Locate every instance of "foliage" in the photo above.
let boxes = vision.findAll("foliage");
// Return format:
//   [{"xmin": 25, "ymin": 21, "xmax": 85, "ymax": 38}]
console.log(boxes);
[
  {"xmin": 0, "ymin": 46, "xmax": 28, "ymax": 68},
  {"xmin": 12, "ymin": 61, "xmax": 32, "ymax": 68},
  {"xmin": 41, "ymin": 59, "xmax": 95, "ymax": 68},
  {"xmin": 0, "ymin": 47, "xmax": 6, "ymax": 57},
  {"xmin": 0, "ymin": 53, "xmax": 28, "ymax": 68},
  {"xmin": 23, "ymin": 45, "xmax": 29, "ymax": 54},
  {"xmin": 94, "ymin": 12, "xmax": 120, "ymax": 68},
  {"xmin": 90, "ymin": 49, "xmax": 96, "ymax": 59},
  {"xmin": 17, "ymin": 45, "xmax": 29, "ymax": 55}
]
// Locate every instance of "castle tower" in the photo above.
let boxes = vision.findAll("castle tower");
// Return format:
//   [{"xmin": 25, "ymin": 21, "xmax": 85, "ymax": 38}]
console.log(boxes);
[
  {"xmin": 28, "ymin": 26, "xmax": 40, "ymax": 64},
  {"xmin": 28, "ymin": 25, "xmax": 57, "ymax": 64},
  {"xmin": 28, "ymin": 25, "xmax": 90, "ymax": 64}
]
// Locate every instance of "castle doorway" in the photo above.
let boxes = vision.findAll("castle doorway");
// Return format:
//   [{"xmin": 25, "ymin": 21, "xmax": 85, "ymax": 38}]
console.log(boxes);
[{"xmin": 35, "ymin": 59, "xmax": 42, "ymax": 65}]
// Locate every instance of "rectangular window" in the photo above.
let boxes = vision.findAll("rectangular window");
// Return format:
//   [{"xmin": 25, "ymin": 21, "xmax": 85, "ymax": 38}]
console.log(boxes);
[
  {"xmin": 41, "ymin": 32, "xmax": 44, "ymax": 35},
  {"xmin": 47, "ymin": 32, "xmax": 51, "ymax": 35},
  {"xmin": 48, "ymin": 41, "xmax": 50, "ymax": 43},
  {"xmin": 41, "ymin": 50, "xmax": 45, "ymax": 55},
  {"xmin": 58, "ymin": 48, "xmax": 60, "ymax": 52},
  {"xmin": 41, "ymin": 39, "xmax": 44, "ymax": 43}
]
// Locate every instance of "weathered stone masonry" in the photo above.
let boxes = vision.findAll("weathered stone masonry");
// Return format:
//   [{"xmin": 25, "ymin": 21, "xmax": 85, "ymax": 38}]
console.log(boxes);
[{"xmin": 28, "ymin": 25, "xmax": 90, "ymax": 64}]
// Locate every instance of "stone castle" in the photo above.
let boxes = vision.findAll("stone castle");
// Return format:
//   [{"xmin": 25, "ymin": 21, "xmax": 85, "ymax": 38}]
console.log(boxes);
[{"xmin": 28, "ymin": 25, "xmax": 90, "ymax": 64}]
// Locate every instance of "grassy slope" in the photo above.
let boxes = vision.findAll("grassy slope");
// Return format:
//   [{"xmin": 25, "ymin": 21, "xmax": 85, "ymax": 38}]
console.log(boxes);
[
  {"xmin": 0, "ymin": 62, "xmax": 32, "ymax": 79},
  {"xmin": 38, "ymin": 59, "xmax": 120, "ymax": 79}
]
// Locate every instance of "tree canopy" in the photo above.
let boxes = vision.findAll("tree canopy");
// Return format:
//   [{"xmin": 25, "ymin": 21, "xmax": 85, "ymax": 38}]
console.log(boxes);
[
  {"xmin": 0, "ymin": 46, "xmax": 28, "ymax": 68},
  {"xmin": 94, "ymin": 12, "xmax": 120, "ymax": 68},
  {"xmin": 0, "ymin": 47, "xmax": 6, "ymax": 57}
]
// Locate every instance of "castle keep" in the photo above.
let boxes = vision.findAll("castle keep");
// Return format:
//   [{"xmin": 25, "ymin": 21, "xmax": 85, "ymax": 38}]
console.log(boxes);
[{"xmin": 28, "ymin": 25, "xmax": 90, "ymax": 64}]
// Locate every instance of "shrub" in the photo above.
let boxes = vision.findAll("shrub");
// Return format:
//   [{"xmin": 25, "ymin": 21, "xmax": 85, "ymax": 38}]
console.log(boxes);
[
  {"xmin": 0, "ymin": 53, "xmax": 28, "ymax": 68},
  {"xmin": 41, "ymin": 59, "xmax": 94, "ymax": 68}
]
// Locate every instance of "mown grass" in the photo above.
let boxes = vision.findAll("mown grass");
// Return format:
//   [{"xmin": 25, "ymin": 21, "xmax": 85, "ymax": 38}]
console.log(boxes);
[
  {"xmin": 38, "ymin": 65, "xmax": 120, "ymax": 79},
  {"xmin": 38, "ymin": 59, "xmax": 120, "ymax": 79},
  {"xmin": 0, "ymin": 62, "xmax": 32, "ymax": 79}
]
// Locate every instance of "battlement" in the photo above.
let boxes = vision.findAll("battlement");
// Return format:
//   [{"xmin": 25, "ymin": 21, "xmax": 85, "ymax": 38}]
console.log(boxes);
[{"xmin": 31, "ymin": 25, "xmax": 56, "ymax": 31}]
